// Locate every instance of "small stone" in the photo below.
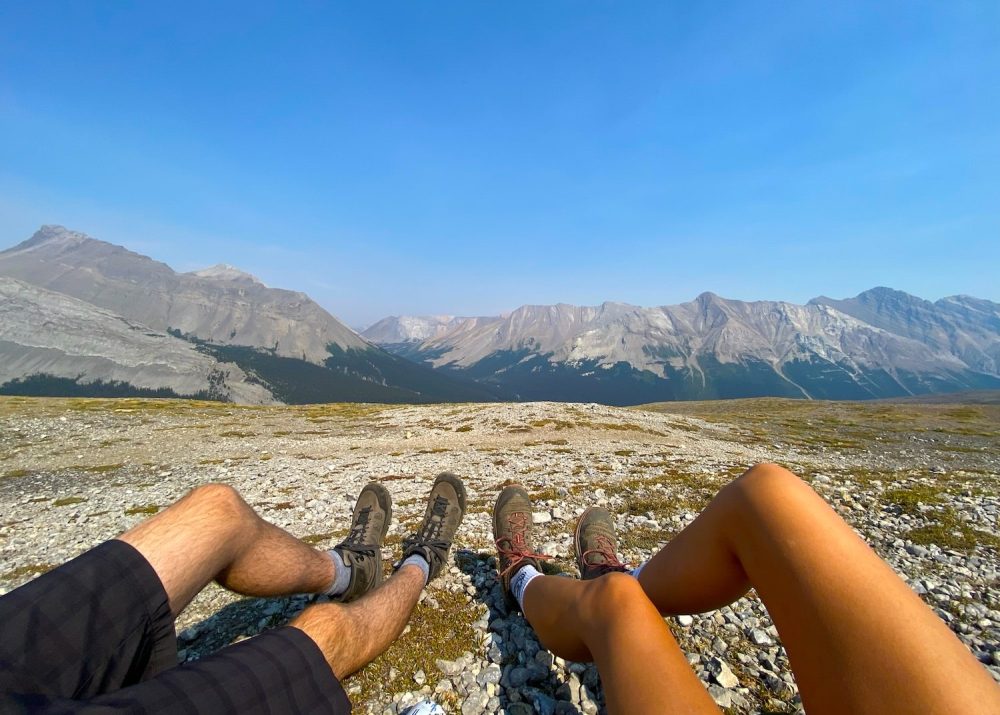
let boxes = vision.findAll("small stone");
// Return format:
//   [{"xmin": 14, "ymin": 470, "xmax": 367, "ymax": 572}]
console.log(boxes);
[
  {"xmin": 705, "ymin": 657, "xmax": 740, "ymax": 688},
  {"xmin": 532, "ymin": 511, "xmax": 553, "ymax": 525},
  {"xmin": 527, "ymin": 689, "xmax": 557, "ymax": 715},
  {"xmin": 508, "ymin": 666, "xmax": 530, "ymax": 688},
  {"xmin": 761, "ymin": 669, "xmax": 785, "ymax": 693},
  {"xmin": 707, "ymin": 684, "xmax": 733, "ymax": 708},
  {"xmin": 436, "ymin": 658, "xmax": 464, "ymax": 676},
  {"xmin": 413, "ymin": 669, "xmax": 426, "ymax": 686},
  {"xmin": 677, "ymin": 614, "xmax": 694, "ymax": 626},
  {"xmin": 481, "ymin": 664, "xmax": 502, "ymax": 685},
  {"xmin": 749, "ymin": 628, "xmax": 773, "ymax": 646},
  {"xmin": 461, "ymin": 690, "xmax": 489, "ymax": 715}
]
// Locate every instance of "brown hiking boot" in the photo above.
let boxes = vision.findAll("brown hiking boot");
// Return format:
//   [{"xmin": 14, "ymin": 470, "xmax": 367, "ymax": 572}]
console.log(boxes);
[
  {"xmin": 493, "ymin": 484, "xmax": 552, "ymax": 608},
  {"xmin": 400, "ymin": 472, "xmax": 467, "ymax": 582},
  {"xmin": 332, "ymin": 482, "xmax": 392, "ymax": 602},
  {"xmin": 574, "ymin": 506, "xmax": 630, "ymax": 580}
]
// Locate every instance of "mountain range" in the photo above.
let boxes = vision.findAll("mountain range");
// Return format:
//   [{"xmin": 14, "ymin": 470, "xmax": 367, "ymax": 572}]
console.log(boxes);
[
  {"xmin": 2, "ymin": 225, "xmax": 997, "ymax": 405},
  {"xmin": 0, "ymin": 226, "xmax": 497, "ymax": 404},
  {"xmin": 362, "ymin": 292, "xmax": 1000, "ymax": 404}
]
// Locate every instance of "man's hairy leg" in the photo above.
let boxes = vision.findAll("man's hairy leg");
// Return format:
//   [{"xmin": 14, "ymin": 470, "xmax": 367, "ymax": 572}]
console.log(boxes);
[
  {"xmin": 290, "ymin": 563, "xmax": 425, "ymax": 680},
  {"xmin": 118, "ymin": 483, "xmax": 336, "ymax": 616},
  {"xmin": 637, "ymin": 463, "xmax": 1000, "ymax": 715}
]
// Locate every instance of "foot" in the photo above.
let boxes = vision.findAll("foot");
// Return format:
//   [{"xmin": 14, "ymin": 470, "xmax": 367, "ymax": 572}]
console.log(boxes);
[
  {"xmin": 400, "ymin": 472, "xmax": 467, "ymax": 582},
  {"xmin": 332, "ymin": 482, "xmax": 392, "ymax": 602},
  {"xmin": 574, "ymin": 506, "xmax": 630, "ymax": 580},
  {"xmin": 493, "ymin": 484, "xmax": 552, "ymax": 607}
]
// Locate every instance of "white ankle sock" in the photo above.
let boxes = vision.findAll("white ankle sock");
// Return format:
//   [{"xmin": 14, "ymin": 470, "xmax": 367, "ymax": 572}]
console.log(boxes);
[
  {"xmin": 400, "ymin": 554, "xmax": 430, "ymax": 585},
  {"xmin": 511, "ymin": 565, "xmax": 542, "ymax": 610},
  {"xmin": 325, "ymin": 549, "xmax": 352, "ymax": 596},
  {"xmin": 630, "ymin": 561, "xmax": 648, "ymax": 579}
]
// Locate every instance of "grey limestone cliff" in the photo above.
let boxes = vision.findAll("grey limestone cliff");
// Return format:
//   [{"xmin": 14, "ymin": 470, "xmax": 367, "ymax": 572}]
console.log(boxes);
[
  {"xmin": 0, "ymin": 226, "xmax": 368, "ymax": 364},
  {"xmin": 0, "ymin": 276, "xmax": 277, "ymax": 403}
]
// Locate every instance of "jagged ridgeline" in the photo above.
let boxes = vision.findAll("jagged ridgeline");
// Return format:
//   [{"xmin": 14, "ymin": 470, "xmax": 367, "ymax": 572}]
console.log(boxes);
[
  {"xmin": 363, "ymin": 292, "xmax": 1000, "ymax": 404},
  {"xmin": 0, "ymin": 227, "xmax": 497, "ymax": 404},
  {"xmin": 3, "ymin": 226, "xmax": 999, "ymax": 405}
]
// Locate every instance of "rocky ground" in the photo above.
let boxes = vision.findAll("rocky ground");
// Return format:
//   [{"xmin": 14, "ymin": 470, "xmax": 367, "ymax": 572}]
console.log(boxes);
[{"xmin": 1, "ymin": 396, "xmax": 998, "ymax": 713}]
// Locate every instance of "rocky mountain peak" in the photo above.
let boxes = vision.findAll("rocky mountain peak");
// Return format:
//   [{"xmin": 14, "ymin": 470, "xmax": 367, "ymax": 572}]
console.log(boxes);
[
  {"xmin": 0, "ymin": 225, "xmax": 371, "ymax": 362},
  {"xmin": 4, "ymin": 225, "xmax": 93, "ymax": 254},
  {"xmin": 188, "ymin": 264, "xmax": 265, "ymax": 286}
]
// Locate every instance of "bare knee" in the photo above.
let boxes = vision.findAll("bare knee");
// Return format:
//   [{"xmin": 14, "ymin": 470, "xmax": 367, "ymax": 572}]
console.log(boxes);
[
  {"xmin": 185, "ymin": 483, "xmax": 253, "ymax": 524},
  {"xmin": 734, "ymin": 462, "xmax": 801, "ymax": 494},
  {"xmin": 726, "ymin": 463, "xmax": 824, "ymax": 525},
  {"xmin": 581, "ymin": 572, "xmax": 648, "ymax": 617}
]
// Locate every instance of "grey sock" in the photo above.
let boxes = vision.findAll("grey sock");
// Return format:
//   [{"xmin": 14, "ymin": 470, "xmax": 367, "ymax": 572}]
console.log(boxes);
[
  {"xmin": 325, "ymin": 548, "xmax": 352, "ymax": 596},
  {"xmin": 400, "ymin": 554, "xmax": 430, "ymax": 585}
]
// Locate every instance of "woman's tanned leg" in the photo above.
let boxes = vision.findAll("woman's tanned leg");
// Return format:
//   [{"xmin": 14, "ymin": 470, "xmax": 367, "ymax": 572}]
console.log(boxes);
[
  {"xmin": 520, "ymin": 572, "xmax": 720, "ymax": 715},
  {"xmin": 637, "ymin": 463, "xmax": 1000, "ymax": 715}
]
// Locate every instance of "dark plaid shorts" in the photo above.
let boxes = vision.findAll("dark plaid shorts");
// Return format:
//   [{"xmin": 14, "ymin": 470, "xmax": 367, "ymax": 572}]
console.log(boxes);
[{"xmin": 0, "ymin": 540, "xmax": 351, "ymax": 713}]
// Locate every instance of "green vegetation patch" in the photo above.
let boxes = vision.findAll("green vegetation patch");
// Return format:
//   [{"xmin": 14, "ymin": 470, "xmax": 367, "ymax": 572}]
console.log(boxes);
[
  {"xmin": 2, "ymin": 563, "xmax": 56, "ymax": 582},
  {"xmin": 125, "ymin": 504, "xmax": 161, "ymax": 516},
  {"xmin": 352, "ymin": 588, "xmax": 478, "ymax": 707},
  {"xmin": 53, "ymin": 496, "xmax": 87, "ymax": 507},
  {"xmin": 906, "ymin": 507, "xmax": 1000, "ymax": 552},
  {"xmin": 300, "ymin": 531, "xmax": 345, "ymax": 546},
  {"xmin": 883, "ymin": 483, "xmax": 943, "ymax": 514},
  {"xmin": 620, "ymin": 525, "xmax": 674, "ymax": 552}
]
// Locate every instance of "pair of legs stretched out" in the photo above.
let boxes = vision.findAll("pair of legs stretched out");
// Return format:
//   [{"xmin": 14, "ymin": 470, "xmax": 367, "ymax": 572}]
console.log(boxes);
[
  {"xmin": 0, "ymin": 473, "xmax": 468, "ymax": 712},
  {"xmin": 494, "ymin": 462, "xmax": 1000, "ymax": 715}
]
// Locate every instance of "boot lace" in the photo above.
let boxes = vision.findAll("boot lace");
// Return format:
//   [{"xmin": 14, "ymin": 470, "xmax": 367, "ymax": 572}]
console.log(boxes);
[
  {"xmin": 581, "ymin": 534, "xmax": 628, "ymax": 574},
  {"xmin": 496, "ymin": 512, "xmax": 552, "ymax": 578},
  {"xmin": 402, "ymin": 495, "xmax": 452, "ymax": 561},
  {"xmin": 339, "ymin": 506, "xmax": 377, "ymax": 557}
]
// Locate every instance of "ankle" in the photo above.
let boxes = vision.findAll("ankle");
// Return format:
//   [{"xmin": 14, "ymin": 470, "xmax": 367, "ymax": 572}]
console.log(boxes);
[
  {"xmin": 324, "ymin": 548, "xmax": 352, "ymax": 596},
  {"xmin": 398, "ymin": 554, "xmax": 430, "ymax": 585},
  {"xmin": 510, "ymin": 564, "xmax": 543, "ymax": 611}
]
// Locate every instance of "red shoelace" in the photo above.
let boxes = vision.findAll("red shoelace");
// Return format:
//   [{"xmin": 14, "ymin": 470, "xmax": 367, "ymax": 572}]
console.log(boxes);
[
  {"xmin": 495, "ymin": 512, "xmax": 552, "ymax": 578},
  {"xmin": 580, "ymin": 534, "xmax": 628, "ymax": 572}
]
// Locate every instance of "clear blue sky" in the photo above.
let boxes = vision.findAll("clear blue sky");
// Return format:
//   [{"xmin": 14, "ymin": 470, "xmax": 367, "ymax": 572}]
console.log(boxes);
[{"xmin": 2, "ymin": 2, "xmax": 998, "ymax": 327}]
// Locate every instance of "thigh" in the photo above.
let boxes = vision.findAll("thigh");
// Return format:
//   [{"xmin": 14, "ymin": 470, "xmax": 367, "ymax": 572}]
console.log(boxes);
[
  {"xmin": 0, "ymin": 540, "xmax": 176, "ymax": 701},
  {"xmin": 722, "ymin": 466, "xmax": 998, "ymax": 715},
  {"xmin": 5, "ymin": 628, "xmax": 351, "ymax": 714}
]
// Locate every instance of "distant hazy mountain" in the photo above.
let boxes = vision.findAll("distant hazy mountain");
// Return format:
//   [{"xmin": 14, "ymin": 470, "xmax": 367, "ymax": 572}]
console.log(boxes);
[
  {"xmin": 810, "ymin": 287, "xmax": 1000, "ymax": 376},
  {"xmin": 0, "ymin": 277, "xmax": 276, "ymax": 403},
  {"xmin": 362, "ymin": 315, "xmax": 465, "ymax": 344},
  {"xmin": 0, "ymin": 227, "xmax": 498, "ymax": 404},
  {"xmin": 371, "ymin": 292, "xmax": 1000, "ymax": 404},
  {"xmin": 0, "ymin": 226, "xmax": 366, "ymax": 363}
]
